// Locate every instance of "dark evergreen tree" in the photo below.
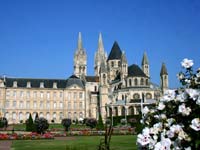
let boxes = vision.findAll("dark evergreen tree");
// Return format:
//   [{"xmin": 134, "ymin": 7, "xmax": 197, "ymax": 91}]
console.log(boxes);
[{"xmin": 26, "ymin": 114, "xmax": 34, "ymax": 131}]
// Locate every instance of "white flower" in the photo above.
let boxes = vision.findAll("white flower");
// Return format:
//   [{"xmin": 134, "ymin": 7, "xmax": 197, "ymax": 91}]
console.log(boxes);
[
  {"xmin": 178, "ymin": 103, "xmax": 191, "ymax": 116},
  {"xmin": 181, "ymin": 58, "xmax": 194, "ymax": 69},
  {"xmin": 185, "ymin": 89, "xmax": 199, "ymax": 100},
  {"xmin": 162, "ymin": 90, "xmax": 176, "ymax": 102},
  {"xmin": 137, "ymin": 127, "xmax": 150, "ymax": 146},
  {"xmin": 157, "ymin": 102, "xmax": 165, "ymax": 110},
  {"xmin": 142, "ymin": 106, "xmax": 149, "ymax": 115},
  {"xmin": 167, "ymin": 124, "xmax": 183, "ymax": 138},
  {"xmin": 190, "ymin": 118, "xmax": 200, "ymax": 131},
  {"xmin": 165, "ymin": 118, "xmax": 175, "ymax": 127},
  {"xmin": 196, "ymin": 96, "xmax": 200, "ymax": 105},
  {"xmin": 185, "ymin": 147, "xmax": 191, "ymax": 150},
  {"xmin": 176, "ymin": 93, "xmax": 187, "ymax": 102},
  {"xmin": 154, "ymin": 137, "xmax": 171, "ymax": 150}
]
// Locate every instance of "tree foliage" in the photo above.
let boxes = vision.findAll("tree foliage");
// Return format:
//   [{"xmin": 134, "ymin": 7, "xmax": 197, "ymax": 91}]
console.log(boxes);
[
  {"xmin": 0, "ymin": 117, "xmax": 8, "ymax": 129},
  {"xmin": 34, "ymin": 117, "xmax": 49, "ymax": 134},
  {"xmin": 85, "ymin": 118, "xmax": 97, "ymax": 129},
  {"xmin": 61, "ymin": 118, "xmax": 71, "ymax": 131},
  {"xmin": 26, "ymin": 114, "xmax": 34, "ymax": 131}
]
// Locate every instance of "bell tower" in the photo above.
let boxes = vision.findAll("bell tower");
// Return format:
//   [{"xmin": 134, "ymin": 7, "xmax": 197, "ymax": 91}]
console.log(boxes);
[{"xmin": 74, "ymin": 32, "xmax": 87, "ymax": 78}]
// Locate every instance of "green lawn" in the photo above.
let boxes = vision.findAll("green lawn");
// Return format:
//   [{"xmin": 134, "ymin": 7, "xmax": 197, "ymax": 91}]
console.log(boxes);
[{"xmin": 12, "ymin": 135, "xmax": 137, "ymax": 150}]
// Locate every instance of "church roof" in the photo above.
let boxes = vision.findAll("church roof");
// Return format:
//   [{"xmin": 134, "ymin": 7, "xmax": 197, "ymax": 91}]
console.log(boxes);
[
  {"xmin": 160, "ymin": 63, "xmax": 168, "ymax": 75},
  {"xmin": 128, "ymin": 64, "xmax": 147, "ymax": 77},
  {"xmin": 107, "ymin": 41, "xmax": 122, "ymax": 61}
]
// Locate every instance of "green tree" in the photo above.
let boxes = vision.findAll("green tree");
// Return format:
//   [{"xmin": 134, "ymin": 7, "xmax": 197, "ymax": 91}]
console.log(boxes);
[{"xmin": 26, "ymin": 114, "xmax": 34, "ymax": 131}]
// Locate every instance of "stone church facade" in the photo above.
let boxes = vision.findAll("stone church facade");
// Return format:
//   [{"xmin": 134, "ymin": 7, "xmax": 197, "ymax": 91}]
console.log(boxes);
[{"xmin": 0, "ymin": 33, "xmax": 168, "ymax": 123}]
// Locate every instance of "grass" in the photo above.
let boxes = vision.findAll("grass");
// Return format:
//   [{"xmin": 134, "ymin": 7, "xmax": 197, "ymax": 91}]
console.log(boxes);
[{"xmin": 11, "ymin": 135, "xmax": 137, "ymax": 150}]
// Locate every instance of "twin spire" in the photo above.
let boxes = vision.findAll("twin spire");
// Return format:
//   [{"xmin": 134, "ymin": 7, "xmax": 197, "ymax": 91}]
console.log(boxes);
[
  {"xmin": 78, "ymin": 32, "xmax": 83, "ymax": 50},
  {"xmin": 77, "ymin": 32, "xmax": 104, "ymax": 52}
]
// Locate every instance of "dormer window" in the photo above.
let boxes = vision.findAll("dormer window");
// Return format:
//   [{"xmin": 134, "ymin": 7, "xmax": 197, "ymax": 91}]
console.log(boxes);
[
  {"xmin": 13, "ymin": 81, "xmax": 17, "ymax": 87},
  {"xmin": 27, "ymin": 82, "xmax": 31, "ymax": 88},
  {"xmin": 53, "ymin": 82, "xmax": 57, "ymax": 88},
  {"xmin": 40, "ymin": 82, "xmax": 44, "ymax": 88}
]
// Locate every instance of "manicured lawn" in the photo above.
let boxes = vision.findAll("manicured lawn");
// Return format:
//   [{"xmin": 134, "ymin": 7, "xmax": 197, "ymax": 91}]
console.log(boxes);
[{"xmin": 12, "ymin": 135, "xmax": 137, "ymax": 150}]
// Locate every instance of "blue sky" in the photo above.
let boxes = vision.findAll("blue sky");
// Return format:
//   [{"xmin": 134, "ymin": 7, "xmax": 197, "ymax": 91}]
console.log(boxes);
[{"xmin": 0, "ymin": 0, "xmax": 200, "ymax": 88}]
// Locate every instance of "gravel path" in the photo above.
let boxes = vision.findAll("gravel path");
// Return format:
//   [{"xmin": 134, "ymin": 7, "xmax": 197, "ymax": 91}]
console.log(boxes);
[{"xmin": 0, "ymin": 141, "xmax": 12, "ymax": 150}]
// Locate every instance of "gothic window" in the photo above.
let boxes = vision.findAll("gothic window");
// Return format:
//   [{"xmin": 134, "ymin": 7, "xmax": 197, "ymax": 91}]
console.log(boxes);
[
  {"xmin": 111, "ymin": 61, "xmax": 114, "ymax": 67},
  {"xmin": 146, "ymin": 79, "xmax": 149, "ymax": 85},
  {"xmin": 134, "ymin": 78, "xmax": 138, "ymax": 86},
  {"xmin": 118, "ymin": 61, "xmax": 121, "ymax": 67},
  {"xmin": 129, "ymin": 79, "xmax": 132, "ymax": 86},
  {"xmin": 140, "ymin": 78, "xmax": 144, "ymax": 85}
]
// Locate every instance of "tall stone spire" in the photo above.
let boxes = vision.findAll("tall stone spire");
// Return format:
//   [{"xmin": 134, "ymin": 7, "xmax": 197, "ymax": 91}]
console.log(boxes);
[
  {"xmin": 74, "ymin": 32, "xmax": 87, "ymax": 78},
  {"xmin": 142, "ymin": 52, "xmax": 149, "ymax": 65},
  {"xmin": 160, "ymin": 63, "xmax": 168, "ymax": 75},
  {"xmin": 94, "ymin": 33, "xmax": 107, "ymax": 76},
  {"xmin": 160, "ymin": 63, "xmax": 168, "ymax": 93},
  {"xmin": 142, "ymin": 52, "xmax": 150, "ymax": 77},
  {"xmin": 98, "ymin": 33, "xmax": 104, "ymax": 52},
  {"xmin": 78, "ymin": 32, "xmax": 83, "ymax": 50}
]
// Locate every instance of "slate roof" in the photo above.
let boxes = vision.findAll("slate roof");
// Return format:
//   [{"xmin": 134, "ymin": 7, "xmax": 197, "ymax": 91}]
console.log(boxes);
[
  {"xmin": 128, "ymin": 64, "xmax": 147, "ymax": 77},
  {"xmin": 3, "ymin": 75, "xmax": 85, "ymax": 89},
  {"xmin": 107, "ymin": 41, "xmax": 122, "ymax": 61},
  {"xmin": 160, "ymin": 63, "xmax": 168, "ymax": 75},
  {"xmin": 4, "ymin": 78, "xmax": 66, "ymax": 88},
  {"xmin": 66, "ymin": 75, "xmax": 85, "ymax": 88},
  {"xmin": 85, "ymin": 76, "xmax": 99, "ymax": 82}
]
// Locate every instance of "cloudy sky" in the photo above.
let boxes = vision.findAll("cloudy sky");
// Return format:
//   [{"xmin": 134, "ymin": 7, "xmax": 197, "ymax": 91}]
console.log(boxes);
[{"xmin": 0, "ymin": 0, "xmax": 200, "ymax": 88}]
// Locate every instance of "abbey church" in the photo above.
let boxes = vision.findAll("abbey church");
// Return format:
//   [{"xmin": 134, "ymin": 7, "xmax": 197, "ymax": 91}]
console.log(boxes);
[{"xmin": 0, "ymin": 33, "xmax": 168, "ymax": 123}]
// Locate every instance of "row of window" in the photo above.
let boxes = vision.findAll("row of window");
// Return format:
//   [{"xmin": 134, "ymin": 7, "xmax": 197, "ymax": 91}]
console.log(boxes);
[
  {"xmin": 4, "ymin": 111, "xmax": 84, "ymax": 121},
  {"xmin": 5, "ymin": 90, "xmax": 84, "ymax": 100},
  {"xmin": 118, "ymin": 93, "xmax": 153, "ymax": 100},
  {"xmin": 4, "ymin": 101, "xmax": 84, "ymax": 109},
  {"xmin": 127, "ymin": 78, "xmax": 149, "ymax": 87}
]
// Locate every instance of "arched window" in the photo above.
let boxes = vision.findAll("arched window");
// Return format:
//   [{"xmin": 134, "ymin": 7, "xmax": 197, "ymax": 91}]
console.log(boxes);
[
  {"xmin": 103, "ymin": 74, "xmax": 106, "ymax": 84},
  {"xmin": 122, "ymin": 95, "xmax": 124, "ymax": 100},
  {"xmin": 111, "ymin": 61, "xmax": 114, "ymax": 67},
  {"xmin": 140, "ymin": 78, "xmax": 144, "ymax": 85},
  {"xmin": 118, "ymin": 61, "xmax": 121, "ymax": 67},
  {"xmin": 46, "ymin": 112, "xmax": 50, "ymax": 120},
  {"xmin": 146, "ymin": 79, "xmax": 149, "ymax": 85},
  {"xmin": 146, "ymin": 93, "xmax": 152, "ymax": 99},
  {"xmin": 134, "ymin": 78, "xmax": 138, "ymax": 86},
  {"xmin": 129, "ymin": 79, "xmax": 132, "ymax": 86}
]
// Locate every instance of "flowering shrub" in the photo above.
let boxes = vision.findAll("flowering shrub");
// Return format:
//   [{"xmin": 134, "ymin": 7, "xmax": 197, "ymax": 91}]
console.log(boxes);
[
  {"xmin": 0, "ymin": 132, "xmax": 54, "ymax": 140},
  {"xmin": 137, "ymin": 58, "xmax": 200, "ymax": 149}
]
